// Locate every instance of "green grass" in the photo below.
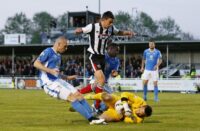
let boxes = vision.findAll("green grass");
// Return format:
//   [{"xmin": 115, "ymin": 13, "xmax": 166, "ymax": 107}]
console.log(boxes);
[{"xmin": 0, "ymin": 89, "xmax": 200, "ymax": 131}]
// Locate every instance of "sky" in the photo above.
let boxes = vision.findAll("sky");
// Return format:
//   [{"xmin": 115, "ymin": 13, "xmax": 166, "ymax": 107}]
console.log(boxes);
[{"xmin": 0, "ymin": 0, "xmax": 199, "ymax": 38}]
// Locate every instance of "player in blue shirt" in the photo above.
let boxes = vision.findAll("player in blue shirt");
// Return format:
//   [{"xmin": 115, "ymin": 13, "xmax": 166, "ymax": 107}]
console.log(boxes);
[
  {"xmin": 141, "ymin": 40, "xmax": 162, "ymax": 102},
  {"xmin": 33, "ymin": 36, "xmax": 105, "ymax": 125},
  {"xmin": 79, "ymin": 43, "xmax": 120, "ymax": 113},
  {"xmin": 104, "ymin": 44, "xmax": 120, "ymax": 82}
]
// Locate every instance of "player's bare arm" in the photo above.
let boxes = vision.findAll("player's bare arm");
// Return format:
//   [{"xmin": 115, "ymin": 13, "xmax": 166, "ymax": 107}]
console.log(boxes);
[
  {"xmin": 154, "ymin": 59, "xmax": 162, "ymax": 70},
  {"xmin": 117, "ymin": 30, "xmax": 136, "ymax": 37},
  {"xmin": 67, "ymin": 75, "xmax": 78, "ymax": 80},
  {"xmin": 141, "ymin": 59, "xmax": 145, "ymax": 72},
  {"xmin": 75, "ymin": 28, "xmax": 83, "ymax": 34}
]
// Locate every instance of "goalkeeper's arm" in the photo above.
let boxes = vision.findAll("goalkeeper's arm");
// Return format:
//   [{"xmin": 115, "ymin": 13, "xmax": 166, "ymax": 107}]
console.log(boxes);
[
  {"xmin": 84, "ymin": 93, "xmax": 102, "ymax": 100},
  {"xmin": 121, "ymin": 97, "xmax": 132, "ymax": 117}
]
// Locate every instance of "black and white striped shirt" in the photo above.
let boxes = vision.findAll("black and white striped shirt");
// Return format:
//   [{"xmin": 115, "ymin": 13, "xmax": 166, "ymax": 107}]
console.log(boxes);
[{"xmin": 82, "ymin": 23, "xmax": 119, "ymax": 55}]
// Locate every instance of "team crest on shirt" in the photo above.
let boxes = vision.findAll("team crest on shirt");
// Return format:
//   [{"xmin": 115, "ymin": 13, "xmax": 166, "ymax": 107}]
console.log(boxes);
[{"xmin": 150, "ymin": 55, "xmax": 154, "ymax": 60}]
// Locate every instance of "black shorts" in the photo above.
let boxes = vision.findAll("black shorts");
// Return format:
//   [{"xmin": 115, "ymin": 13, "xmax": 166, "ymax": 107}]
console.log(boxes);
[{"xmin": 89, "ymin": 53, "xmax": 105, "ymax": 72}]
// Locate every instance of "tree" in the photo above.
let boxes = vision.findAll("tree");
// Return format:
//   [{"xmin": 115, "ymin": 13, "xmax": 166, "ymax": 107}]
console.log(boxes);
[
  {"xmin": 32, "ymin": 11, "xmax": 54, "ymax": 32},
  {"xmin": 57, "ymin": 12, "xmax": 69, "ymax": 31},
  {"xmin": 4, "ymin": 12, "xmax": 32, "ymax": 34},
  {"xmin": 180, "ymin": 32, "xmax": 194, "ymax": 40},
  {"xmin": 0, "ymin": 30, "xmax": 4, "ymax": 44},
  {"xmin": 114, "ymin": 11, "xmax": 194, "ymax": 41},
  {"xmin": 114, "ymin": 11, "xmax": 133, "ymax": 30},
  {"xmin": 140, "ymin": 12, "xmax": 158, "ymax": 34},
  {"xmin": 31, "ymin": 12, "xmax": 54, "ymax": 44},
  {"xmin": 156, "ymin": 17, "xmax": 181, "ymax": 40},
  {"xmin": 132, "ymin": 12, "xmax": 158, "ymax": 38}
]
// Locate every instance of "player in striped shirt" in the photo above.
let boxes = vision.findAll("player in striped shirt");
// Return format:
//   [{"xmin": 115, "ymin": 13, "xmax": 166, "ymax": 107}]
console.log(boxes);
[{"xmin": 75, "ymin": 11, "xmax": 135, "ymax": 109}]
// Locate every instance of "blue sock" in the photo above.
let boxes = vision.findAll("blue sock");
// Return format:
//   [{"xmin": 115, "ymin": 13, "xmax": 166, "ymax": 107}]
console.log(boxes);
[
  {"xmin": 71, "ymin": 100, "xmax": 92, "ymax": 120},
  {"xmin": 99, "ymin": 102, "xmax": 107, "ymax": 111},
  {"xmin": 143, "ymin": 85, "xmax": 148, "ymax": 100},
  {"xmin": 79, "ymin": 99, "xmax": 93, "ymax": 114},
  {"xmin": 154, "ymin": 86, "xmax": 158, "ymax": 101}
]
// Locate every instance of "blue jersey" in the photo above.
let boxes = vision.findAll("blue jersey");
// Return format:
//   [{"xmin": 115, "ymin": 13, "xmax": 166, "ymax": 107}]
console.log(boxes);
[
  {"xmin": 143, "ymin": 48, "xmax": 162, "ymax": 71},
  {"xmin": 37, "ymin": 47, "xmax": 61, "ymax": 85},
  {"xmin": 104, "ymin": 53, "xmax": 120, "ymax": 81}
]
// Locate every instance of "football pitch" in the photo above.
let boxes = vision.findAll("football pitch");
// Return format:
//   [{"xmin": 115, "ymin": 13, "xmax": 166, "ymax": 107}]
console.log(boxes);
[{"xmin": 0, "ymin": 89, "xmax": 200, "ymax": 131}]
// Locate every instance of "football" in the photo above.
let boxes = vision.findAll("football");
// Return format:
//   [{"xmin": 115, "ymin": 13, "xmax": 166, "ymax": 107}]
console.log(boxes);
[{"xmin": 115, "ymin": 100, "xmax": 124, "ymax": 114}]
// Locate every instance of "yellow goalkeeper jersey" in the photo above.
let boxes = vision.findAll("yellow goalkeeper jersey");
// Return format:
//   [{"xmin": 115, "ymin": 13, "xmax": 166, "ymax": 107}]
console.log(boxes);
[
  {"xmin": 121, "ymin": 92, "xmax": 147, "ymax": 108},
  {"xmin": 85, "ymin": 93, "xmax": 120, "ymax": 109},
  {"xmin": 121, "ymin": 92, "xmax": 147, "ymax": 123}
]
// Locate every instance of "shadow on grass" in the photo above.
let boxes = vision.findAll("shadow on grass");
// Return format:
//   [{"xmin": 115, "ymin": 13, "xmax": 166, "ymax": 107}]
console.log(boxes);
[{"xmin": 144, "ymin": 120, "xmax": 161, "ymax": 124}]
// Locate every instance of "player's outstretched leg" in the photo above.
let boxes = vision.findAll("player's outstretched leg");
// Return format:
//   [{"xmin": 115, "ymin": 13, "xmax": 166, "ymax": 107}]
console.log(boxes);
[{"xmin": 71, "ymin": 99, "xmax": 105, "ymax": 125}]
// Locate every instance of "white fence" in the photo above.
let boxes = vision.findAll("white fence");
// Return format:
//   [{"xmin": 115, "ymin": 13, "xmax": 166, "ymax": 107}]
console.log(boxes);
[
  {"xmin": 0, "ymin": 77, "xmax": 199, "ymax": 92},
  {"xmin": 108, "ymin": 78, "xmax": 199, "ymax": 92},
  {"xmin": 0, "ymin": 77, "xmax": 14, "ymax": 89}
]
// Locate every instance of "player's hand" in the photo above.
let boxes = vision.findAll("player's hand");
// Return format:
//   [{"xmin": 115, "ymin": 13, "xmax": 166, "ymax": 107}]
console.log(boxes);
[
  {"xmin": 132, "ymin": 32, "xmax": 137, "ymax": 36},
  {"xmin": 140, "ymin": 67, "xmax": 144, "ymax": 73},
  {"xmin": 130, "ymin": 31, "xmax": 137, "ymax": 37},
  {"xmin": 154, "ymin": 65, "xmax": 158, "ymax": 70},
  {"xmin": 48, "ymin": 68, "xmax": 60, "ymax": 76},
  {"xmin": 67, "ymin": 75, "xmax": 78, "ymax": 80},
  {"xmin": 111, "ymin": 70, "xmax": 118, "ymax": 77},
  {"xmin": 75, "ymin": 28, "xmax": 83, "ymax": 34},
  {"xmin": 126, "ymin": 31, "xmax": 135, "ymax": 38}
]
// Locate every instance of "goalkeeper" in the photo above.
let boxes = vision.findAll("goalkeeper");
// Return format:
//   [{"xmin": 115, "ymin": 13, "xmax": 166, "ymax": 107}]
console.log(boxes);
[
  {"xmin": 119, "ymin": 92, "xmax": 152, "ymax": 123},
  {"xmin": 85, "ymin": 92, "xmax": 152, "ymax": 123}
]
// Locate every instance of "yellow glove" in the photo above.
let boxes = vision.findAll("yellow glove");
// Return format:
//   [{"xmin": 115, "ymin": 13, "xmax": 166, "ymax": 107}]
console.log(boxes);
[{"xmin": 124, "ymin": 116, "xmax": 134, "ymax": 123}]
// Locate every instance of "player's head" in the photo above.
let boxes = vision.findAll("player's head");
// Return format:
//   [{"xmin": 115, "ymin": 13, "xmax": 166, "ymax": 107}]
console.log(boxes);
[
  {"xmin": 111, "ymin": 70, "xmax": 119, "ymax": 77},
  {"xmin": 101, "ymin": 11, "xmax": 114, "ymax": 29},
  {"xmin": 107, "ymin": 43, "xmax": 119, "ymax": 57},
  {"xmin": 149, "ymin": 39, "xmax": 155, "ymax": 50},
  {"xmin": 135, "ymin": 105, "xmax": 152, "ymax": 118},
  {"xmin": 101, "ymin": 92, "xmax": 113, "ymax": 102},
  {"xmin": 54, "ymin": 36, "xmax": 68, "ymax": 53}
]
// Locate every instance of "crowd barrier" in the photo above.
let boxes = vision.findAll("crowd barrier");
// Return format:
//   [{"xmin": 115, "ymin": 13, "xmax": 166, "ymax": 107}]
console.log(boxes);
[{"xmin": 0, "ymin": 77, "xmax": 199, "ymax": 92}]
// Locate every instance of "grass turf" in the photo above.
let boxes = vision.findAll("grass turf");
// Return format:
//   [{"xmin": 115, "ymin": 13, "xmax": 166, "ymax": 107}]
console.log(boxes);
[{"xmin": 0, "ymin": 89, "xmax": 200, "ymax": 131}]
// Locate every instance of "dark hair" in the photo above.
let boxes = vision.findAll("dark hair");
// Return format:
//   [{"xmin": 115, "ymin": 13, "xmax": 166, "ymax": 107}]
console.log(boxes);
[
  {"xmin": 149, "ymin": 38, "xmax": 155, "ymax": 43},
  {"xmin": 107, "ymin": 43, "xmax": 119, "ymax": 50},
  {"xmin": 144, "ymin": 105, "xmax": 152, "ymax": 117},
  {"xmin": 102, "ymin": 11, "xmax": 114, "ymax": 19},
  {"xmin": 107, "ymin": 43, "xmax": 119, "ymax": 57}
]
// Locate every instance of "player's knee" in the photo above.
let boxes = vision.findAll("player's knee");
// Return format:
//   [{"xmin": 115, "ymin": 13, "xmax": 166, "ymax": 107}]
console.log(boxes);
[
  {"xmin": 95, "ymin": 71, "xmax": 105, "ymax": 83},
  {"xmin": 75, "ymin": 92, "xmax": 84, "ymax": 100},
  {"xmin": 143, "ymin": 80, "xmax": 148, "ymax": 85},
  {"xmin": 153, "ymin": 82, "xmax": 158, "ymax": 86},
  {"xmin": 67, "ymin": 93, "xmax": 79, "ymax": 102},
  {"xmin": 98, "ymin": 77, "xmax": 105, "ymax": 86}
]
